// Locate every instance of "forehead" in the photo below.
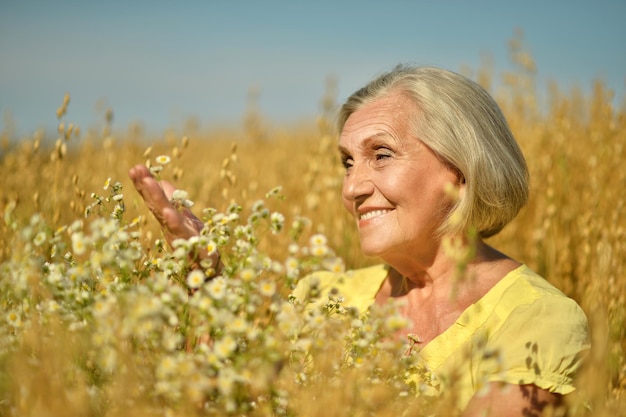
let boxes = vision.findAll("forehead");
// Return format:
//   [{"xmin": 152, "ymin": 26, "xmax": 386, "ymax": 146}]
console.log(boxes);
[{"xmin": 339, "ymin": 91, "xmax": 419, "ymax": 146}]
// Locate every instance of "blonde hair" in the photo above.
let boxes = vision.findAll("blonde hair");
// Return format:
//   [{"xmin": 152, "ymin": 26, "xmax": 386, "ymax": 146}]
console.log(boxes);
[{"xmin": 338, "ymin": 65, "xmax": 529, "ymax": 238}]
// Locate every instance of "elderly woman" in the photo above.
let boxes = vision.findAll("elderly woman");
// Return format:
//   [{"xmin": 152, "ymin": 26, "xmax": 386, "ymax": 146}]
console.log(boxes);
[{"xmin": 129, "ymin": 65, "xmax": 589, "ymax": 416}]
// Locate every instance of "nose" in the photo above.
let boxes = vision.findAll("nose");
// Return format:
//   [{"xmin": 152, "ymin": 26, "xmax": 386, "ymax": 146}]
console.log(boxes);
[{"xmin": 342, "ymin": 163, "xmax": 374, "ymax": 206}]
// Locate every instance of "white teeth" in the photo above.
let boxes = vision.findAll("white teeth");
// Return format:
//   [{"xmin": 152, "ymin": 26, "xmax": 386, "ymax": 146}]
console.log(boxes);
[{"xmin": 359, "ymin": 209, "xmax": 391, "ymax": 220}]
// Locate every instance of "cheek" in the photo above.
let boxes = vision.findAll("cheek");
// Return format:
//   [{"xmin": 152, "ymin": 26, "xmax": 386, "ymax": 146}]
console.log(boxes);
[{"xmin": 381, "ymin": 174, "xmax": 415, "ymax": 203}]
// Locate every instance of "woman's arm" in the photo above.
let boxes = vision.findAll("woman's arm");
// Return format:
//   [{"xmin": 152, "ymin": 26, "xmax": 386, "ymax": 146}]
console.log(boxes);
[
  {"xmin": 129, "ymin": 164, "xmax": 220, "ymax": 271},
  {"xmin": 462, "ymin": 383, "xmax": 564, "ymax": 417}
]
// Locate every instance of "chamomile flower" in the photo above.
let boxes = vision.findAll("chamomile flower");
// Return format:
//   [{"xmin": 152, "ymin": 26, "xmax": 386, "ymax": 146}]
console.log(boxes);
[
  {"xmin": 6, "ymin": 310, "xmax": 22, "ymax": 327},
  {"xmin": 162, "ymin": 330, "xmax": 183, "ymax": 351},
  {"xmin": 155, "ymin": 155, "xmax": 171, "ymax": 165},
  {"xmin": 186, "ymin": 269, "xmax": 205, "ymax": 289},
  {"xmin": 184, "ymin": 372, "xmax": 208, "ymax": 403},
  {"xmin": 307, "ymin": 311, "xmax": 326, "ymax": 329},
  {"xmin": 214, "ymin": 334, "xmax": 237, "ymax": 359},
  {"xmin": 259, "ymin": 280, "xmax": 276, "ymax": 297},
  {"xmin": 351, "ymin": 318, "xmax": 364, "ymax": 329},
  {"xmin": 309, "ymin": 233, "xmax": 327, "ymax": 247},
  {"xmin": 99, "ymin": 347, "xmax": 117, "ymax": 374},
  {"xmin": 239, "ymin": 268, "xmax": 256, "ymax": 282},
  {"xmin": 45, "ymin": 300, "xmax": 60, "ymax": 313},
  {"xmin": 270, "ymin": 260, "xmax": 283, "ymax": 274},
  {"xmin": 205, "ymin": 240, "xmax": 218, "ymax": 255},
  {"xmin": 207, "ymin": 277, "xmax": 227, "ymax": 300},
  {"xmin": 33, "ymin": 231, "xmax": 46, "ymax": 246},
  {"xmin": 170, "ymin": 189, "xmax": 194, "ymax": 208},
  {"xmin": 288, "ymin": 243, "xmax": 299, "ymax": 255},
  {"xmin": 71, "ymin": 232, "xmax": 88, "ymax": 256},
  {"xmin": 285, "ymin": 257, "xmax": 299, "ymax": 276},
  {"xmin": 235, "ymin": 239, "xmax": 251, "ymax": 253},
  {"xmin": 156, "ymin": 356, "xmax": 178, "ymax": 379},
  {"xmin": 270, "ymin": 212, "xmax": 285, "ymax": 234},
  {"xmin": 311, "ymin": 244, "xmax": 328, "ymax": 257},
  {"xmin": 324, "ymin": 257, "xmax": 345, "ymax": 273},
  {"xmin": 227, "ymin": 316, "xmax": 248, "ymax": 334},
  {"xmin": 171, "ymin": 189, "xmax": 189, "ymax": 201},
  {"xmin": 276, "ymin": 303, "xmax": 302, "ymax": 336},
  {"xmin": 251, "ymin": 199, "xmax": 265, "ymax": 213},
  {"xmin": 93, "ymin": 298, "xmax": 113, "ymax": 317},
  {"xmin": 172, "ymin": 246, "xmax": 188, "ymax": 260},
  {"xmin": 385, "ymin": 313, "xmax": 411, "ymax": 332},
  {"xmin": 217, "ymin": 369, "xmax": 236, "ymax": 396},
  {"xmin": 29, "ymin": 213, "xmax": 42, "ymax": 226},
  {"xmin": 69, "ymin": 219, "xmax": 83, "ymax": 233},
  {"xmin": 265, "ymin": 185, "xmax": 283, "ymax": 199}
]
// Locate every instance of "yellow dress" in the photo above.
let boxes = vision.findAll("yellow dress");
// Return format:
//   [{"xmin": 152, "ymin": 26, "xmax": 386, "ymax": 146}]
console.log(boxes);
[{"xmin": 292, "ymin": 264, "xmax": 590, "ymax": 410}]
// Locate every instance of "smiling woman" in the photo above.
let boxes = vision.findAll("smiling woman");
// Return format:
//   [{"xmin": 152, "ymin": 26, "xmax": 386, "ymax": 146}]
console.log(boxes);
[
  {"xmin": 129, "ymin": 65, "xmax": 590, "ymax": 416},
  {"xmin": 338, "ymin": 65, "xmax": 530, "ymax": 240},
  {"xmin": 338, "ymin": 90, "xmax": 462, "ymax": 263},
  {"xmin": 315, "ymin": 65, "xmax": 589, "ymax": 415}
]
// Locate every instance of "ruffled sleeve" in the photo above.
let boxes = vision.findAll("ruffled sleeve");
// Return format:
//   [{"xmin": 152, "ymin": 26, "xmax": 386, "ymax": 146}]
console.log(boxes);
[{"xmin": 479, "ymin": 289, "xmax": 590, "ymax": 394}]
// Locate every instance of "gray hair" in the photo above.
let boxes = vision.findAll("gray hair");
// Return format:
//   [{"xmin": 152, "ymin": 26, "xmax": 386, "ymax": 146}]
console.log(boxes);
[{"xmin": 338, "ymin": 65, "xmax": 529, "ymax": 238}]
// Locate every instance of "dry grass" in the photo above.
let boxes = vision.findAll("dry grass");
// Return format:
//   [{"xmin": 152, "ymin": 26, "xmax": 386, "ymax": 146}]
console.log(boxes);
[{"xmin": 0, "ymin": 37, "xmax": 624, "ymax": 415}]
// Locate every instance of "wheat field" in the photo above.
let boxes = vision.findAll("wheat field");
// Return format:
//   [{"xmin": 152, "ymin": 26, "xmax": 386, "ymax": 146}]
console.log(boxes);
[{"xmin": 0, "ymin": 39, "xmax": 624, "ymax": 416}]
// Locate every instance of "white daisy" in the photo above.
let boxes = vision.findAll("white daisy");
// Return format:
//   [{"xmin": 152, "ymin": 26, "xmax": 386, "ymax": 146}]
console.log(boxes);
[
  {"xmin": 186, "ymin": 269, "xmax": 205, "ymax": 289},
  {"xmin": 259, "ymin": 280, "xmax": 276, "ymax": 297},
  {"xmin": 155, "ymin": 155, "xmax": 171, "ymax": 165}
]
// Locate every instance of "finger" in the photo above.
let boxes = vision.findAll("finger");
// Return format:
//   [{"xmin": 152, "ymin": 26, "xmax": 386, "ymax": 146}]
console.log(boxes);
[
  {"xmin": 129, "ymin": 165, "xmax": 172, "ymax": 215},
  {"xmin": 153, "ymin": 178, "xmax": 203, "ymax": 233},
  {"xmin": 129, "ymin": 164, "xmax": 202, "ymax": 239},
  {"xmin": 161, "ymin": 206, "xmax": 198, "ymax": 241},
  {"xmin": 129, "ymin": 165, "xmax": 219, "ymax": 272},
  {"xmin": 159, "ymin": 179, "xmax": 177, "ymax": 200}
]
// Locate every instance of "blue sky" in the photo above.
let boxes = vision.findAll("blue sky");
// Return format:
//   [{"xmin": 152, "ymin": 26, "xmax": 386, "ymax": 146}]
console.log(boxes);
[{"xmin": 1, "ymin": 0, "xmax": 625, "ymax": 137}]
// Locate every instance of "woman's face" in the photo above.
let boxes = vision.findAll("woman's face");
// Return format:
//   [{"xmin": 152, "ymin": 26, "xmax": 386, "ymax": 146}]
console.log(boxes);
[{"xmin": 339, "ymin": 90, "xmax": 460, "ymax": 265}]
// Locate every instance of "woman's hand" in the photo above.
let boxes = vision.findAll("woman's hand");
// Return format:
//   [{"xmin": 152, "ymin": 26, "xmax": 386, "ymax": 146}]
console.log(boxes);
[
  {"xmin": 129, "ymin": 164, "xmax": 204, "ymax": 244},
  {"xmin": 130, "ymin": 164, "xmax": 218, "ymax": 350},
  {"xmin": 129, "ymin": 164, "xmax": 221, "ymax": 275}
]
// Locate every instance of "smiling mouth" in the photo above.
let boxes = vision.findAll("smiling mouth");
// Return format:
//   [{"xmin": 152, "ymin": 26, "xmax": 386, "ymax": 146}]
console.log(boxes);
[{"xmin": 359, "ymin": 209, "xmax": 392, "ymax": 221}]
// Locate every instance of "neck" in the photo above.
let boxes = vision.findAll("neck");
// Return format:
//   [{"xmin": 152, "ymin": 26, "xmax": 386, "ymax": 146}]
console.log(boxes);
[{"xmin": 387, "ymin": 238, "xmax": 508, "ymax": 295}]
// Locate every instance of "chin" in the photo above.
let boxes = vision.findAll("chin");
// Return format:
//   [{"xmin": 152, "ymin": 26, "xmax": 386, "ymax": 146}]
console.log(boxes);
[{"xmin": 359, "ymin": 241, "xmax": 387, "ymax": 258}]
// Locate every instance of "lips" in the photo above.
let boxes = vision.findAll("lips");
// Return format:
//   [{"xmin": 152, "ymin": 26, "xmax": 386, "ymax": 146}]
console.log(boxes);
[{"xmin": 359, "ymin": 209, "xmax": 392, "ymax": 221}]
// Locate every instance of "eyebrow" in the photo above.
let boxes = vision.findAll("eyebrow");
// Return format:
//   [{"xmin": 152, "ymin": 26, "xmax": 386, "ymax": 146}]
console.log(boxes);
[{"xmin": 338, "ymin": 132, "xmax": 391, "ymax": 154}]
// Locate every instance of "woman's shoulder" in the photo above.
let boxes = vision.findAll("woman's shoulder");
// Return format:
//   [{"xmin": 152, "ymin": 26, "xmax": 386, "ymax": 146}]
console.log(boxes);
[
  {"xmin": 482, "ymin": 264, "xmax": 590, "ymax": 355},
  {"xmin": 461, "ymin": 264, "xmax": 590, "ymax": 362},
  {"xmin": 493, "ymin": 265, "xmax": 587, "ymax": 318},
  {"xmin": 481, "ymin": 264, "xmax": 578, "ymax": 309},
  {"xmin": 478, "ymin": 265, "xmax": 590, "ymax": 393},
  {"xmin": 437, "ymin": 264, "xmax": 588, "ymax": 357}
]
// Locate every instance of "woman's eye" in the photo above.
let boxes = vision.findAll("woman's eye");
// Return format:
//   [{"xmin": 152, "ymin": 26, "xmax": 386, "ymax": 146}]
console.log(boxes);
[
  {"xmin": 374, "ymin": 149, "xmax": 392, "ymax": 161},
  {"xmin": 341, "ymin": 157, "xmax": 353, "ymax": 169}
]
